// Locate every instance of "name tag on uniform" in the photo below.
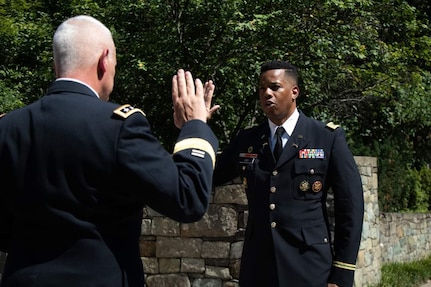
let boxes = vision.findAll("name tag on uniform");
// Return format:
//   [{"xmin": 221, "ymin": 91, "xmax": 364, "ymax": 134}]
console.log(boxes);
[
  {"xmin": 239, "ymin": 153, "xmax": 258, "ymax": 159},
  {"xmin": 239, "ymin": 153, "xmax": 257, "ymax": 167}
]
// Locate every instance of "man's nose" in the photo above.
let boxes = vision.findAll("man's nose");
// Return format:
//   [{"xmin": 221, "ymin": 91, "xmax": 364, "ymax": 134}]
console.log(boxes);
[{"xmin": 264, "ymin": 88, "xmax": 273, "ymax": 98}]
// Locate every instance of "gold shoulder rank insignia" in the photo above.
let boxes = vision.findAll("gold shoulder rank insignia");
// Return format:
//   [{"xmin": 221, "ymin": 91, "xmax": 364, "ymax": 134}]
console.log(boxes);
[
  {"xmin": 326, "ymin": 122, "xmax": 340, "ymax": 130},
  {"xmin": 113, "ymin": 104, "xmax": 145, "ymax": 118}
]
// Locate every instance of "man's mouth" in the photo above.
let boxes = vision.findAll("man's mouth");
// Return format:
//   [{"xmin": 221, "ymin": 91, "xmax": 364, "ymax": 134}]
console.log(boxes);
[{"xmin": 265, "ymin": 100, "xmax": 275, "ymax": 107}]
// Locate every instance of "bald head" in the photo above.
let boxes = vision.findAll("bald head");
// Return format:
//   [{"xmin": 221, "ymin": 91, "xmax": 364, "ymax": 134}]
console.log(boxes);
[
  {"xmin": 52, "ymin": 15, "xmax": 117, "ymax": 101},
  {"xmin": 53, "ymin": 15, "xmax": 114, "ymax": 77}
]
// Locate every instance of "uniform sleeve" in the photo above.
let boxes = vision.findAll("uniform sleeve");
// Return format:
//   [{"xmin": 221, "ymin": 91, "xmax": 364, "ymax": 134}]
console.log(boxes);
[
  {"xmin": 116, "ymin": 113, "xmax": 218, "ymax": 223},
  {"xmin": 327, "ymin": 128, "xmax": 364, "ymax": 287},
  {"xmin": 213, "ymin": 131, "xmax": 242, "ymax": 186}
]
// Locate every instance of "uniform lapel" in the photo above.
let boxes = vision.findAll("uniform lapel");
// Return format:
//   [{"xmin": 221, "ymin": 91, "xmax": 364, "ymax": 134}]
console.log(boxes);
[{"xmin": 257, "ymin": 123, "xmax": 273, "ymax": 161}]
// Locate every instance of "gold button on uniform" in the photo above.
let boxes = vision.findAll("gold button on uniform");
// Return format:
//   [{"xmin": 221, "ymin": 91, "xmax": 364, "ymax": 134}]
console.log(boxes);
[
  {"xmin": 271, "ymin": 222, "xmax": 277, "ymax": 228},
  {"xmin": 270, "ymin": 186, "xmax": 276, "ymax": 193},
  {"xmin": 269, "ymin": 203, "xmax": 275, "ymax": 210},
  {"xmin": 272, "ymin": 170, "xmax": 278, "ymax": 176},
  {"xmin": 310, "ymin": 168, "xmax": 315, "ymax": 174}
]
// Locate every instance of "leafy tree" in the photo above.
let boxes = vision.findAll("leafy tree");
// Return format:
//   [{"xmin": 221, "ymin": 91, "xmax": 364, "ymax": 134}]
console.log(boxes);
[
  {"xmin": 0, "ymin": 0, "xmax": 429, "ymax": 211},
  {"xmin": 0, "ymin": 0, "xmax": 54, "ymax": 107}
]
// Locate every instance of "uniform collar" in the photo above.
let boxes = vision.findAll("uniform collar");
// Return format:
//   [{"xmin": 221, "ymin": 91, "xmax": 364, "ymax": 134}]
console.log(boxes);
[
  {"xmin": 268, "ymin": 108, "xmax": 299, "ymax": 139},
  {"xmin": 56, "ymin": 78, "xmax": 100, "ymax": 98}
]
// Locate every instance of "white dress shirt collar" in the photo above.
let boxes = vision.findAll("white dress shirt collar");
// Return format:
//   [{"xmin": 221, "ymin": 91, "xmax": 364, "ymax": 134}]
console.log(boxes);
[
  {"xmin": 56, "ymin": 78, "xmax": 100, "ymax": 98},
  {"xmin": 268, "ymin": 108, "xmax": 299, "ymax": 139}
]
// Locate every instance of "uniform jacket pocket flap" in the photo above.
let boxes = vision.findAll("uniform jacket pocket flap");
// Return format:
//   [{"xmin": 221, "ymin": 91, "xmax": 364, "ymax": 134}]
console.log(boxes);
[
  {"xmin": 295, "ymin": 159, "xmax": 325, "ymax": 175},
  {"xmin": 301, "ymin": 224, "xmax": 330, "ymax": 246}
]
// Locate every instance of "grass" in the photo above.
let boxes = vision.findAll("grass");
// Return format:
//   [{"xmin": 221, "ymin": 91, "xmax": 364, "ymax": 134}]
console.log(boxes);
[{"xmin": 372, "ymin": 255, "xmax": 431, "ymax": 287}]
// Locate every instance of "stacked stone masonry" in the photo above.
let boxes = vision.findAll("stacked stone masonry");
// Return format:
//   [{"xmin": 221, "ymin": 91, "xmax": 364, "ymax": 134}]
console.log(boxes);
[
  {"xmin": 379, "ymin": 212, "xmax": 431, "ymax": 264},
  {"xmin": 1, "ymin": 156, "xmax": 431, "ymax": 286},
  {"xmin": 138, "ymin": 156, "xmax": 430, "ymax": 287}
]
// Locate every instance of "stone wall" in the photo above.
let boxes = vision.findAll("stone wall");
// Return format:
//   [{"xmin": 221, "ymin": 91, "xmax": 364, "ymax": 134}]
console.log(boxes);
[
  {"xmin": 379, "ymin": 212, "xmax": 431, "ymax": 264},
  {"xmin": 139, "ymin": 156, "xmax": 431, "ymax": 287},
  {"xmin": 352, "ymin": 157, "xmax": 381, "ymax": 287},
  {"xmin": 1, "ymin": 156, "xmax": 431, "ymax": 287},
  {"xmin": 140, "ymin": 182, "xmax": 248, "ymax": 287},
  {"xmin": 138, "ymin": 156, "xmax": 383, "ymax": 287}
]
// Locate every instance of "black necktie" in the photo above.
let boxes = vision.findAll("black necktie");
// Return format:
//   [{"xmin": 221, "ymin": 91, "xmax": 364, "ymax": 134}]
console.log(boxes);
[{"xmin": 273, "ymin": 126, "xmax": 285, "ymax": 160}]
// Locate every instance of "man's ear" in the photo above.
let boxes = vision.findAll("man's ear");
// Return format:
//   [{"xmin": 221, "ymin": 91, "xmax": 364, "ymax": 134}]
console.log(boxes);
[
  {"xmin": 292, "ymin": 85, "xmax": 300, "ymax": 100},
  {"xmin": 97, "ymin": 49, "xmax": 109, "ymax": 79}
]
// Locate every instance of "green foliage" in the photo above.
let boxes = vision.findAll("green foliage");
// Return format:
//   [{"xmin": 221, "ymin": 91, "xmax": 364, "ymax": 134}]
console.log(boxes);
[
  {"xmin": 404, "ymin": 167, "xmax": 429, "ymax": 212},
  {"xmin": 0, "ymin": 0, "xmax": 55, "ymax": 112},
  {"xmin": 376, "ymin": 137, "xmax": 413, "ymax": 212},
  {"xmin": 0, "ymin": 0, "xmax": 430, "ymax": 212},
  {"xmin": 373, "ymin": 255, "xmax": 431, "ymax": 287},
  {"xmin": 0, "ymin": 81, "xmax": 23, "ymax": 112},
  {"xmin": 376, "ymin": 136, "xmax": 430, "ymax": 212},
  {"xmin": 419, "ymin": 166, "xmax": 431, "ymax": 211}
]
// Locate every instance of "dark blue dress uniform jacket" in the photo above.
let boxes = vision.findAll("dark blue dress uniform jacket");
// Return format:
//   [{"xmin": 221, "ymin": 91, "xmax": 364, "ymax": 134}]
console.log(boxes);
[
  {"xmin": 0, "ymin": 80, "xmax": 218, "ymax": 287},
  {"xmin": 213, "ymin": 111, "xmax": 364, "ymax": 287}
]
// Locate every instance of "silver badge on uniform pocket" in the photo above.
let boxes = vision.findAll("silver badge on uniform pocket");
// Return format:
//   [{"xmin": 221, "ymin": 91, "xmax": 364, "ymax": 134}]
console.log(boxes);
[{"xmin": 299, "ymin": 180, "xmax": 310, "ymax": 192}]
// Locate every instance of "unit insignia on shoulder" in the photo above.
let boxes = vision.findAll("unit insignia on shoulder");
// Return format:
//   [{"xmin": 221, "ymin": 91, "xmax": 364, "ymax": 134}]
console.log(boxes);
[
  {"xmin": 326, "ymin": 122, "xmax": 340, "ymax": 131},
  {"xmin": 113, "ymin": 104, "xmax": 145, "ymax": 118}
]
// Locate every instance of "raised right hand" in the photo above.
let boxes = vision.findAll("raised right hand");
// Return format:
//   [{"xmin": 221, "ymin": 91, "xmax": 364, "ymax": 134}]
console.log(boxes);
[{"xmin": 172, "ymin": 69, "xmax": 211, "ymax": 129}]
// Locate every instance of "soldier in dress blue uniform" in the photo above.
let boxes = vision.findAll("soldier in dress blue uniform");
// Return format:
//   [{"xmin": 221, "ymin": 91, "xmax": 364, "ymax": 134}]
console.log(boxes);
[
  {"xmin": 0, "ymin": 16, "xmax": 218, "ymax": 287},
  {"xmin": 213, "ymin": 61, "xmax": 364, "ymax": 287}
]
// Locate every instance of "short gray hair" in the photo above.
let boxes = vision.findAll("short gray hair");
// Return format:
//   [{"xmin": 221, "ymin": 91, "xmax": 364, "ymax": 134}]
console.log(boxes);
[{"xmin": 53, "ymin": 15, "xmax": 113, "ymax": 76}]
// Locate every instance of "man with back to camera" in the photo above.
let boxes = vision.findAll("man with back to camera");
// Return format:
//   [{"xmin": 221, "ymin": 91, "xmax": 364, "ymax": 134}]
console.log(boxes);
[
  {"xmin": 212, "ymin": 60, "xmax": 364, "ymax": 287},
  {"xmin": 0, "ymin": 15, "xmax": 219, "ymax": 287}
]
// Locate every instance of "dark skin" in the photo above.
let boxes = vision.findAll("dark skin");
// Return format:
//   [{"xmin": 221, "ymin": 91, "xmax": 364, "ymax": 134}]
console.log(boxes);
[
  {"xmin": 258, "ymin": 68, "xmax": 340, "ymax": 287},
  {"xmin": 258, "ymin": 68, "xmax": 299, "ymax": 126},
  {"xmin": 204, "ymin": 68, "xmax": 299, "ymax": 125},
  {"xmin": 204, "ymin": 66, "xmax": 342, "ymax": 286}
]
